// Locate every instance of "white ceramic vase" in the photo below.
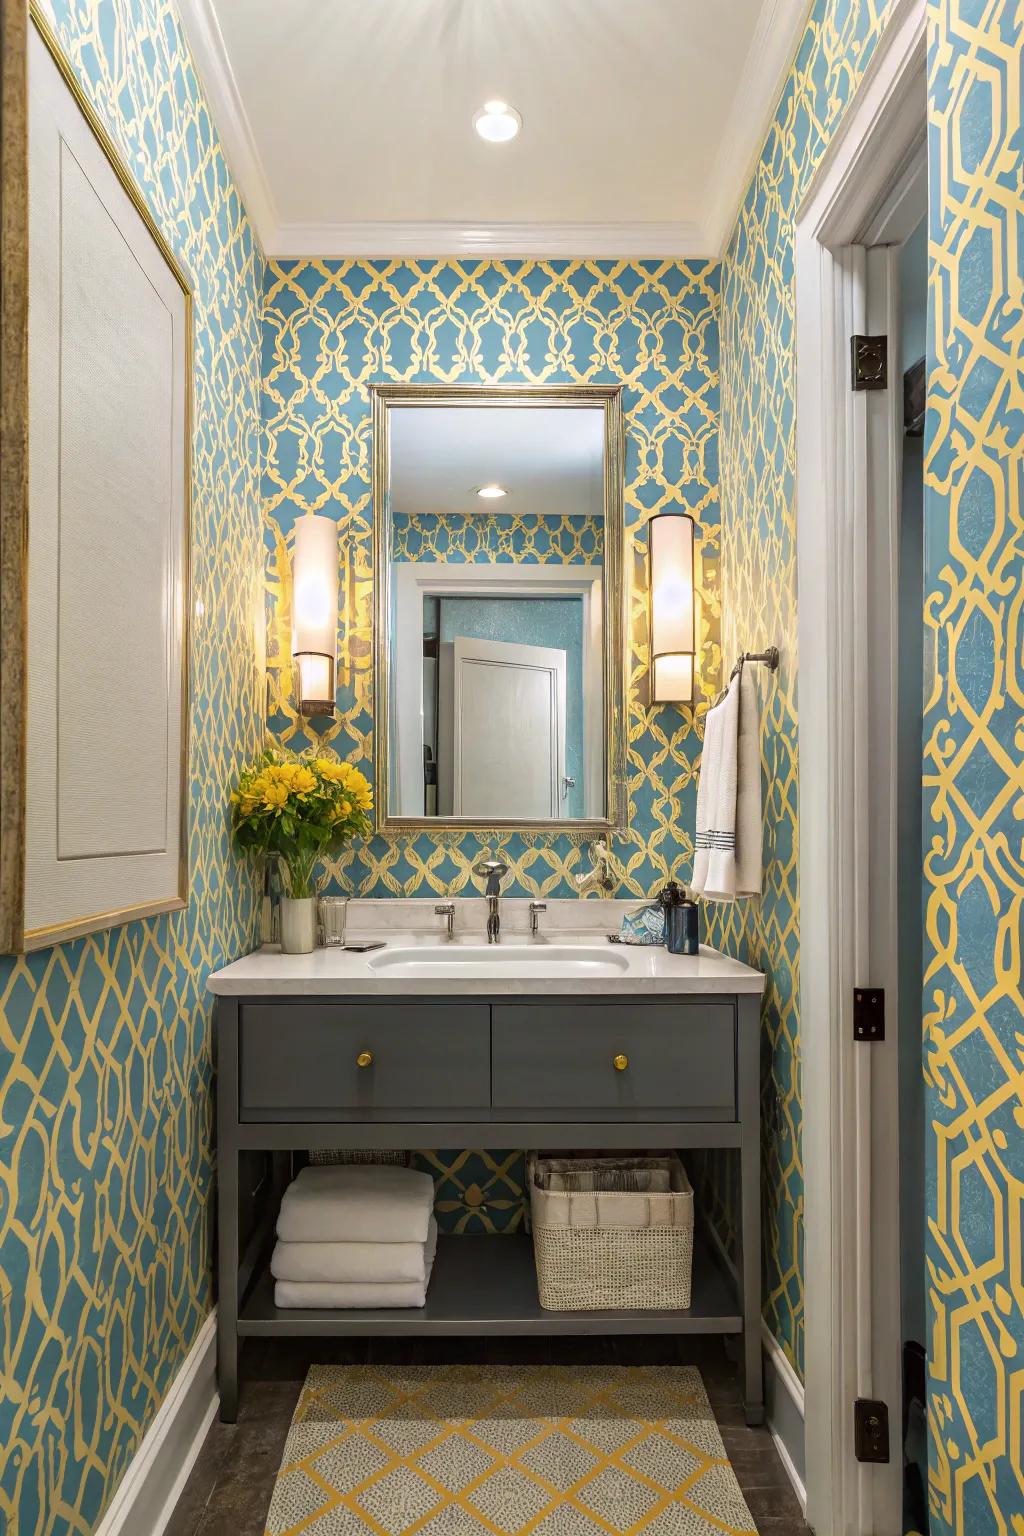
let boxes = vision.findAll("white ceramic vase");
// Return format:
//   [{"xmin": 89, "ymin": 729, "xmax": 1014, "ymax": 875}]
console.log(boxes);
[{"xmin": 280, "ymin": 895, "xmax": 317, "ymax": 954}]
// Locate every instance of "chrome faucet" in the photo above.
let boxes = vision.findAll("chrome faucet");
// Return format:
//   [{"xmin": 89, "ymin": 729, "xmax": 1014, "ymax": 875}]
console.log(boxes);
[
  {"xmin": 474, "ymin": 859, "xmax": 509, "ymax": 943},
  {"xmin": 434, "ymin": 902, "xmax": 455, "ymax": 940}
]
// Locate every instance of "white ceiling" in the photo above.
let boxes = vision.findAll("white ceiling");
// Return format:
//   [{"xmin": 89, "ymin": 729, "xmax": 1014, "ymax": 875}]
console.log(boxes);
[
  {"xmin": 390, "ymin": 407, "xmax": 605, "ymax": 519},
  {"xmin": 179, "ymin": 0, "xmax": 811, "ymax": 257}
]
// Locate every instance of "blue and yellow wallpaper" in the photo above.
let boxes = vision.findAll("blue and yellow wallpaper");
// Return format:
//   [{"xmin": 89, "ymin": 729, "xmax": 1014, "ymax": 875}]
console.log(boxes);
[
  {"xmin": 923, "ymin": 2, "xmax": 1024, "ymax": 1530},
  {"xmin": 718, "ymin": 0, "xmax": 1024, "ymax": 1526},
  {"xmin": 391, "ymin": 511, "xmax": 604, "ymax": 565},
  {"xmin": 0, "ymin": 4, "xmax": 264, "ymax": 1532},
  {"xmin": 262, "ymin": 258, "xmax": 722, "ymax": 899},
  {"xmin": 714, "ymin": 0, "xmax": 892, "ymax": 1378}
]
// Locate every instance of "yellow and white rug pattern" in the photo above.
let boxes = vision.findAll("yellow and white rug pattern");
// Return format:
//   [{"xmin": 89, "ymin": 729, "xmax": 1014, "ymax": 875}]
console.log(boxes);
[{"xmin": 265, "ymin": 1364, "xmax": 757, "ymax": 1535}]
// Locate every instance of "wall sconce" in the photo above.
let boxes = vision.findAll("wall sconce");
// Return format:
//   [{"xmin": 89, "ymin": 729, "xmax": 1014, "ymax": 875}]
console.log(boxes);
[
  {"xmin": 291, "ymin": 514, "xmax": 339, "ymax": 715},
  {"xmin": 649, "ymin": 508, "xmax": 696, "ymax": 705}
]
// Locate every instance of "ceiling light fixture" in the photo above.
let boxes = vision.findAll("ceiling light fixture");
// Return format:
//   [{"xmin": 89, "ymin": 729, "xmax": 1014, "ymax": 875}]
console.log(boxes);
[
  {"xmin": 476, "ymin": 483, "xmax": 508, "ymax": 499},
  {"xmin": 473, "ymin": 100, "xmax": 522, "ymax": 144}
]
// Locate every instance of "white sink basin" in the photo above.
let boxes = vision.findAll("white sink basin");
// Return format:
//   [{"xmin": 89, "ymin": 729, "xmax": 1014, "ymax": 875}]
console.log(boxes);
[{"xmin": 366, "ymin": 943, "xmax": 630, "ymax": 978}]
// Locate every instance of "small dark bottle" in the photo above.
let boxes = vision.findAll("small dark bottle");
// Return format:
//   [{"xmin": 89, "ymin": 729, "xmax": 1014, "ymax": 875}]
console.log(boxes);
[{"xmin": 659, "ymin": 880, "xmax": 700, "ymax": 956}]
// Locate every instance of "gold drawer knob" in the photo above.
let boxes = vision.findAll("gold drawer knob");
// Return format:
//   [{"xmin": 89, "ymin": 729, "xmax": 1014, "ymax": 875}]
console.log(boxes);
[
  {"xmin": 356, "ymin": 1050, "xmax": 374, "ymax": 1069},
  {"xmin": 613, "ymin": 1053, "xmax": 629, "ymax": 1072}
]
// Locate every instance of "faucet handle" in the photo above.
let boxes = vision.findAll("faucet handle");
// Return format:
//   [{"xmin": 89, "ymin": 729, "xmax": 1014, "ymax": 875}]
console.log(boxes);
[
  {"xmin": 434, "ymin": 901, "xmax": 455, "ymax": 939},
  {"xmin": 529, "ymin": 900, "xmax": 547, "ymax": 937}
]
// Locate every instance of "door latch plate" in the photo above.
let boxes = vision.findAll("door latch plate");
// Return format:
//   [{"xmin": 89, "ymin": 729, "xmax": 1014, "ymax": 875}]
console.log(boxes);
[
  {"xmin": 854, "ymin": 1397, "xmax": 890, "ymax": 1463},
  {"xmin": 851, "ymin": 333, "xmax": 888, "ymax": 390},
  {"xmin": 853, "ymin": 987, "xmax": 885, "ymax": 1041}
]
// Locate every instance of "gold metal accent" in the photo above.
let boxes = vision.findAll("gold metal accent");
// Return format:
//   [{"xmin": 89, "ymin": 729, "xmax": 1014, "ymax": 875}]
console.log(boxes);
[
  {"xmin": 2, "ymin": 6, "xmax": 194, "ymax": 952},
  {"xmin": 613, "ymin": 1053, "xmax": 629, "ymax": 1071},
  {"xmin": 371, "ymin": 383, "xmax": 626, "ymax": 833},
  {"xmin": 356, "ymin": 1050, "xmax": 374, "ymax": 1069}
]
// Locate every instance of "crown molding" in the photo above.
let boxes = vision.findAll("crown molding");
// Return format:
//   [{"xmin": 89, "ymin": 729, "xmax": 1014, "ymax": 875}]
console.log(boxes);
[
  {"xmin": 702, "ymin": 0, "xmax": 816, "ymax": 256},
  {"xmin": 268, "ymin": 219, "xmax": 712, "ymax": 260},
  {"xmin": 178, "ymin": 0, "xmax": 806, "ymax": 265},
  {"xmin": 175, "ymin": 0, "xmax": 278, "ymax": 245}
]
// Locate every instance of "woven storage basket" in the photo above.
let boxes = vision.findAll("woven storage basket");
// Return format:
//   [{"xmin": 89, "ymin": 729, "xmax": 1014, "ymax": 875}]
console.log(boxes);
[{"xmin": 528, "ymin": 1153, "xmax": 693, "ymax": 1311}]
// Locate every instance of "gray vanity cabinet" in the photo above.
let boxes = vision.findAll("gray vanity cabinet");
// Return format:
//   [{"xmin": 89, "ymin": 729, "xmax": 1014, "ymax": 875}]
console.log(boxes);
[{"xmin": 214, "ymin": 990, "xmax": 763, "ymax": 1432}]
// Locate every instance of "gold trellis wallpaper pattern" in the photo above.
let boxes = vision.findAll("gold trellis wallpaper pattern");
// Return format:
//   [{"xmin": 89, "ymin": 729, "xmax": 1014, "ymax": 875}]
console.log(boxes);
[
  {"xmin": 923, "ymin": 2, "xmax": 1024, "ymax": 1530},
  {"xmin": 260, "ymin": 257, "xmax": 731, "ymax": 1259},
  {"xmin": 0, "ymin": 4, "xmax": 264, "ymax": 1533},
  {"xmin": 390, "ymin": 511, "xmax": 604, "ymax": 565},
  {"xmin": 712, "ymin": 0, "xmax": 893, "ymax": 1380},
  {"xmin": 262, "ymin": 258, "xmax": 722, "ymax": 902},
  {"xmin": 717, "ymin": 0, "xmax": 1024, "ymax": 1527}
]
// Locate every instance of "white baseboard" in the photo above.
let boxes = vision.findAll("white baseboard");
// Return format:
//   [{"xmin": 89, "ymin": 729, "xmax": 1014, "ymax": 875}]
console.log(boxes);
[
  {"xmin": 761, "ymin": 1327, "xmax": 807, "ymax": 1513},
  {"xmin": 701, "ymin": 1220, "xmax": 807, "ymax": 1511},
  {"xmin": 95, "ymin": 1310, "xmax": 219, "ymax": 1536}
]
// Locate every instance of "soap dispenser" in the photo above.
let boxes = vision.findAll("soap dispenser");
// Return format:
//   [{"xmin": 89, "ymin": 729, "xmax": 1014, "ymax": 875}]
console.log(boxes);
[{"xmin": 658, "ymin": 881, "xmax": 699, "ymax": 955}]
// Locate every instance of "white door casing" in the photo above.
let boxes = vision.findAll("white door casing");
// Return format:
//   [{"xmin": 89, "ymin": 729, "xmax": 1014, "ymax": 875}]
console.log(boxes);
[
  {"xmin": 794, "ymin": 0, "xmax": 926, "ymax": 1531},
  {"xmin": 390, "ymin": 562, "xmax": 602, "ymax": 819}
]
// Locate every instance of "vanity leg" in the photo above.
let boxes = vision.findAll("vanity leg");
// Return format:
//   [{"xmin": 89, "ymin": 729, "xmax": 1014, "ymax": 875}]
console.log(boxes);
[
  {"xmin": 738, "ymin": 994, "xmax": 765, "ymax": 1426},
  {"xmin": 216, "ymin": 1001, "xmax": 240, "ymax": 1423}
]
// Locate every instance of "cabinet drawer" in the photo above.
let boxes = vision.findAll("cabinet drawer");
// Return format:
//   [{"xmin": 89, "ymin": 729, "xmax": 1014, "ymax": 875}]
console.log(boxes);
[
  {"xmin": 491, "ymin": 1002, "xmax": 736, "ymax": 1119},
  {"xmin": 239, "ymin": 1002, "xmax": 490, "ymax": 1119}
]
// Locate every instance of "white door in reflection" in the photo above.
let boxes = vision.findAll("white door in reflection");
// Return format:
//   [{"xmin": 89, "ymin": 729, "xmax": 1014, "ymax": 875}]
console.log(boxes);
[{"xmin": 438, "ymin": 636, "xmax": 567, "ymax": 818}]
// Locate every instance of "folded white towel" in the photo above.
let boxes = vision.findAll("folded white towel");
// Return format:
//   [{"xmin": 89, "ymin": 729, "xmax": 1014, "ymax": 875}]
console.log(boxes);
[
  {"xmin": 274, "ymin": 1249, "xmax": 435, "ymax": 1310},
  {"xmin": 692, "ymin": 664, "xmax": 762, "ymax": 901},
  {"xmin": 276, "ymin": 1164, "xmax": 434, "ymax": 1245},
  {"xmin": 271, "ymin": 1217, "xmax": 437, "ymax": 1285}
]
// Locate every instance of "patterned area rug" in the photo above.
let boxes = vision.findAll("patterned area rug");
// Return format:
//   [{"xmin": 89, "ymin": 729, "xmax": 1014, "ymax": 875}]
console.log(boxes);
[{"xmin": 265, "ymin": 1364, "xmax": 757, "ymax": 1535}]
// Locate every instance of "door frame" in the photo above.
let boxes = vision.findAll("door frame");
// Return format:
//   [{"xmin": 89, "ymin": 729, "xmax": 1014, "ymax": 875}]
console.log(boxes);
[{"xmin": 794, "ymin": 1, "xmax": 926, "ymax": 1531}]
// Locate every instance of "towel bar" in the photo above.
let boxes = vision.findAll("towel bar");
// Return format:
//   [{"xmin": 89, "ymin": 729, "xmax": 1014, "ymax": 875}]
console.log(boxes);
[{"xmin": 711, "ymin": 646, "xmax": 779, "ymax": 708}]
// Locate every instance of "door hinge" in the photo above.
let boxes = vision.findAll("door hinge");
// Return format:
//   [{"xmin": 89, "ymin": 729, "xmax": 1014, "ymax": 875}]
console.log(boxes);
[
  {"xmin": 851, "ymin": 333, "xmax": 888, "ymax": 390},
  {"xmin": 853, "ymin": 986, "xmax": 885, "ymax": 1041},
  {"xmin": 854, "ymin": 1398, "xmax": 890, "ymax": 1463}
]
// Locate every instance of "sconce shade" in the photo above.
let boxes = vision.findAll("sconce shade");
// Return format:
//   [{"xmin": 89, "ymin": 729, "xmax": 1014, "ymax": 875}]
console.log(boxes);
[
  {"xmin": 292, "ymin": 514, "xmax": 339, "ymax": 714},
  {"xmin": 649, "ymin": 509, "xmax": 696, "ymax": 705}
]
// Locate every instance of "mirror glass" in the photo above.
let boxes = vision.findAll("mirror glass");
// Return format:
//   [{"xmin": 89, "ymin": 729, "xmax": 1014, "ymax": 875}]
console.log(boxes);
[{"xmin": 377, "ymin": 392, "xmax": 621, "ymax": 826}]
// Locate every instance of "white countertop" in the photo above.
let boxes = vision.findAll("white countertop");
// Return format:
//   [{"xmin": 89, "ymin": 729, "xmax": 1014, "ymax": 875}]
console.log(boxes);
[{"xmin": 208, "ymin": 932, "xmax": 765, "ymax": 997}]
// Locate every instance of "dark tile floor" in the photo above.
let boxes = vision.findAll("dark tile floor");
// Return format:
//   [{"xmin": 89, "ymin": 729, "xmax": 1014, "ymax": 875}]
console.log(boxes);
[{"xmin": 168, "ymin": 1336, "xmax": 808, "ymax": 1536}]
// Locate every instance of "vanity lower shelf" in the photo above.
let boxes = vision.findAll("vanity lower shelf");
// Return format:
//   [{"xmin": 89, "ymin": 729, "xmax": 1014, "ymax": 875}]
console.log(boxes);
[{"xmin": 238, "ymin": 1232, "xmax": 741, "ymax": 1337}]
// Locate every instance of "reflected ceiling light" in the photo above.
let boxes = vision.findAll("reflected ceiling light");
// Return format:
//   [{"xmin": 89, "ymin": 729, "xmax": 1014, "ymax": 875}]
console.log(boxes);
[
  {"xmin": 473, "ymin": 100, "xmax": 522, "ymax": 143},
  {"xmin": 476, "ymin": 483, "xmax": 508, "ymax": 499}
]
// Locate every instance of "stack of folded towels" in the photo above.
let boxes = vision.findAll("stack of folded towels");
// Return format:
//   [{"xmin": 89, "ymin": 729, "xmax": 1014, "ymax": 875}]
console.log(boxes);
[{"xmin": 271, "ymin": 1163, "xmax": 437, "ymax": 1309}]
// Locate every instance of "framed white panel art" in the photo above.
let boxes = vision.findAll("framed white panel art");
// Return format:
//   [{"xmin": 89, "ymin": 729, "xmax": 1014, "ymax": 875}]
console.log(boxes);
[{"xmin": 0, "ymin": 9, "xmax": 192, "ymax": 951}]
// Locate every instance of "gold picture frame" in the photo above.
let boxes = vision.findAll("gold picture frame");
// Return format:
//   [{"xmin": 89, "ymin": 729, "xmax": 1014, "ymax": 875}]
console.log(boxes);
[
  {"xmin": 0, "ymin": 4, "xmax": 193, "ymax": 952},
  {"xmin": 371, "ymin": 382, "xmax": 627, "ymax": 833}
]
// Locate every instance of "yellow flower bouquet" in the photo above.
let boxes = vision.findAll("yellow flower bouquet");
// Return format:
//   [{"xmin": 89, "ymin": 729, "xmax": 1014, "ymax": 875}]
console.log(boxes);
[{"xmin": 230, "ymin": 749, "xmax": 373, "ymax": 899}]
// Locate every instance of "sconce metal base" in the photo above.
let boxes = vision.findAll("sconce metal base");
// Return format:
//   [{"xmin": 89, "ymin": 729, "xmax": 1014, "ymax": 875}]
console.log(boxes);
[{"xmin": 293, "ymin": 653, "xmax": 337, "ymax": 718}]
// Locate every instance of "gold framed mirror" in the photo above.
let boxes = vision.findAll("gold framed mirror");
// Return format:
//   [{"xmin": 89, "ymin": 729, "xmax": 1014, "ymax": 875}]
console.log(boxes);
[{"xmin": 372, "ymin": 384, "xmax": 625, "ymax": 832}]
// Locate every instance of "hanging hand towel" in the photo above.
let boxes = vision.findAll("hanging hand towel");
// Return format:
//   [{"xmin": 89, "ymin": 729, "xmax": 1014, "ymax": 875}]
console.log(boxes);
[
  {"xmin": 276, "ymin": 1164, "xmax": 435, "ymax": 1245},
  {"xmin": 734, "ymin": 662, "xmax": 763, "ymax": 897},
  {"xmin": 691, "ymin": 665, "xmax": 762, "ymax": 901},
  {"xmin": 271, "ymin": 1218, "xmax": 438, "ymax": 1286}
]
